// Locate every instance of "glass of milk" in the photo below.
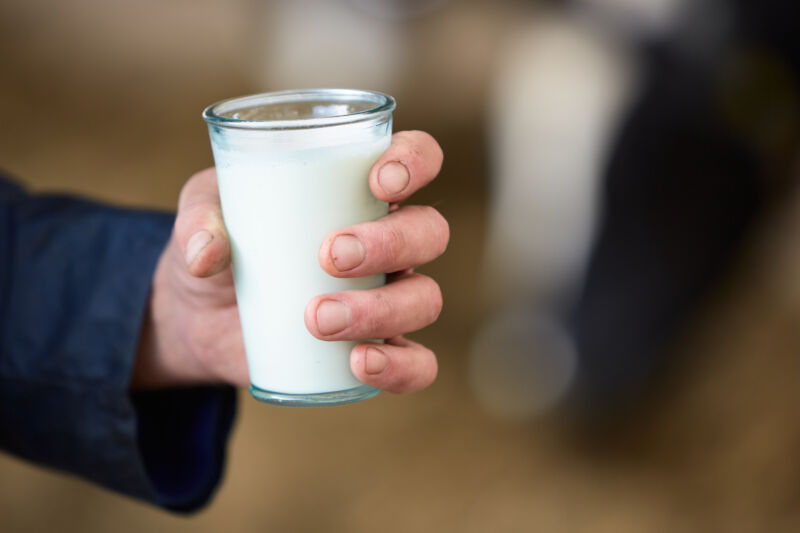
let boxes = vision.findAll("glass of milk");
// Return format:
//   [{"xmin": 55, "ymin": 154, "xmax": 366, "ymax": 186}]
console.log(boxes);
[{"xmin": 202, "ymin": 89, "xmax": 395, "ymax": 406}]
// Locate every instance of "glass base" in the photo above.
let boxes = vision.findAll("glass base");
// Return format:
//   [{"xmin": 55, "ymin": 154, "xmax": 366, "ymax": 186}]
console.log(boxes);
[{"xmin": 249, "ymin": 383, "xmax": 380, "ymax": 407}]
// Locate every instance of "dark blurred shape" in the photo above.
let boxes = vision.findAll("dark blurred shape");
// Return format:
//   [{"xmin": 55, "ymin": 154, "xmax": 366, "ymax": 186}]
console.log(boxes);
[{"xmin": 568, "ymin": 0, "xmax": 800, "ymax": 416}]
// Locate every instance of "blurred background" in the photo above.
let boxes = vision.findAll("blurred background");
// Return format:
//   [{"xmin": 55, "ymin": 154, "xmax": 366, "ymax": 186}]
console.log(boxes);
[{"xmin": 2, "ymin": 0, "xmax": 800, "ymax": 531}]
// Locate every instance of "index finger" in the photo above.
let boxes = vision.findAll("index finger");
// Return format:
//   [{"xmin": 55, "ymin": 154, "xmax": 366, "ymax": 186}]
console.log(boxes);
[{"xmin": 369, "ymin": 130, "xmax": 444, "ymax": 203}]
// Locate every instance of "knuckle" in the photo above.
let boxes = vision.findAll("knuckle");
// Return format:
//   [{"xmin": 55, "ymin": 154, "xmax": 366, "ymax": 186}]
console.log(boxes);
[
  {"xmin": 174, "ymin": 204, "xmax": 205, "ymax": 239},
  {"xmin": 173, "ymin": 209, "xmax": 193, "ymax": 241},
  {"xmin": 417, "ymin": 130, "xmax": 444, "ymax": 163},
  {"xmin": 407, "ymin": 130, "xmax": 443, "ymax": 173},
  {"xmin": 407, "ymin": 206, "xmax": 449, "ymax": 259},
  {"xmin": 389, "ymin": 365, "xmax": 414, "ymax": 393},
  {"xmin": 419, "ymin": 347, "xmax": 439, "ymax": 388},
  {"xmin": 431, "ymin": 138, "xmax": 444, "ymax": 167},
  {"xmin": 374, "ymin": 291, "xmax": 394, "ymax": 329},
  {"xmin": 428, "ymin": 279, "xmax": 444, "ymax": 323},
  {"xmin": 392, "ymin": 144, "xmax": 417, "ymax": 168},
  {"xmin": 388, "ymin": 378, "xmax": 410, "ymax": 394},
  {"xmin": 178, "ymin": 168, "xmax": 217, "ymax": 209},
  {"xmin": 177, "ymin": 181, "xmax": 194, "ymax": 209},
  {"xmin": 425, "ymin": 207, "xmax": 450, "ymax": 255},
  {"xmin": 394, "ymin": 345, "xmax": 437, "ymax": 393},
  {"xmin": 433, "ymin": 209, "xmax": 450, "ymax": 240},
  {"xmin": 358, "ymin": 290, "xmax": 394, "ymax": 335},
  {"xmin": 415, "ymin": 274, "xmax": 443, "ymax": 324},
  {"xmin": 393, "ymin": 130, "xmax": 417, "ymax": 144},
  {"xmin": 380, "ymin": 222, "xmax": 407, "ymax": 266},
  {"xmin": 179, "ymin": 170, "xmax": 205, "ymax": 204}
]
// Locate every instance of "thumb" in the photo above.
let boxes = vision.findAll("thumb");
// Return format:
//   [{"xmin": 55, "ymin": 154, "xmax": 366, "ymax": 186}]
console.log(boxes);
[{"xmin": 174, "ymin": 167, "xmax": 231, "ymax": 278}]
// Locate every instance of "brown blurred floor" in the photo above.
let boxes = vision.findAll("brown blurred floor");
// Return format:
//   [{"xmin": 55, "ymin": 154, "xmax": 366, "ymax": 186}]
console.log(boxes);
[{"xmin": 2, "ymin": 2, "xmax": 800, "ymax": 532}]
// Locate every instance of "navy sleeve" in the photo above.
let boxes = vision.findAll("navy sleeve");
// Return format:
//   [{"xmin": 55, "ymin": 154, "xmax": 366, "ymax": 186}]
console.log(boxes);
[{"xmin": 0, "ymin": 176, "xmax": 237, "ymax": 511}]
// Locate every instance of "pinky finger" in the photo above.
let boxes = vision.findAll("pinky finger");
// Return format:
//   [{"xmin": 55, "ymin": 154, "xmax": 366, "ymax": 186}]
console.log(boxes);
[{"xmin": 350, "ymin": 337, "xmax": 438, "ymax": 394}]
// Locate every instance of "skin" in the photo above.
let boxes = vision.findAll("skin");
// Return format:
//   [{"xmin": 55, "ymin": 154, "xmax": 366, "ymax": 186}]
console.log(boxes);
[{"xmin": 133, "ymin": 130, "xmax": 448, "ymax": 394}]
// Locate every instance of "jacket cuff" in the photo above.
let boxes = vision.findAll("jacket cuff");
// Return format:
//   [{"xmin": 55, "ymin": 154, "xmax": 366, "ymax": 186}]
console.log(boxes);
[
  {"xmin": 0, "ymin": 185, "xmax": 237, "ymax": 511},
  {"xmin": 131, "ymin": 386, "xmax": 237, "ymax": 511}
]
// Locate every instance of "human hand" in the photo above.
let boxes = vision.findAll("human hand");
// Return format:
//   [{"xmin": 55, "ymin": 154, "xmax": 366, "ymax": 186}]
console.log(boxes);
[{"xmin": 133, "ymin": 131, "xmax": 448, "ymax": 393}]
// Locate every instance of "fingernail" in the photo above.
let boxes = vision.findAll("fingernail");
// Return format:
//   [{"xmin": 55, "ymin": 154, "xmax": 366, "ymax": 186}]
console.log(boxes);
[
  {"xmin": 331, "ymin": 235, "xmax": 365, "ymax": 271},
  {"xmin": 378, "ymin": 161, "xmax": 410, "ymax": 195},
  {"xmin": 186, "ymin": 230, "xmax": 213, "ymax": 266},
  {"xmin": 316, "ymin": 300, "xmax": 351, "ymax": 335},
  {"xmin": 365, "ymin": 347, "xmax": 389, "ymax": 375}
]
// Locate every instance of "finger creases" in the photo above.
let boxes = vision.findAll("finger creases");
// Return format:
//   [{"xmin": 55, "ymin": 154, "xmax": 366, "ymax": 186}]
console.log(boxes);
[
  {"xmin": 304, "ymin": 273, "xmax": 443, "ymax": 341},
  {"xmin": 369, "ymin": 130, "xmax": 443, "ymax": 202},
  {"xmin": 319, "ymin": 205, "xmax": 449, "ymax": 277},
  {"xmin": 350, "ymin": 338, "xmax": 439, "ymax": 394}
]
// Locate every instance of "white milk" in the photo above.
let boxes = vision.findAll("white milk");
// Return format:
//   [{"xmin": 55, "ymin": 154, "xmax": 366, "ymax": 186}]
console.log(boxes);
[{"xmin": 210, "ymin": 126, "xmax": 390, "ymax": 395}]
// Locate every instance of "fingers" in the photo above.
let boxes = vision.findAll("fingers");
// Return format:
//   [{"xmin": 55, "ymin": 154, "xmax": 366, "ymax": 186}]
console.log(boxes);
[
  {"xmin": 350, "ymin": 337, "xmax": 438, "ymax": 394},
  {"xmin": 174, "ymin": 168, "xmax": 231, "ymax": 278},
  {"xmin": 319, "ymin": 205, "xmax": 449, "ymax": 277},
  {"xmin": 305, "ymin": 273, "xmax": 443, "ymax": 340},
  {"xmin": 320, "ymin": 130, "xmax": 445, "ymax": 395},
  {"xmin": 369, "ymin": 130, "xmax": 443, "ymax": 203}
]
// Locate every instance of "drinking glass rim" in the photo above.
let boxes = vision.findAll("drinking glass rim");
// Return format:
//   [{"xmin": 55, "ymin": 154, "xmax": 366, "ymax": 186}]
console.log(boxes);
[{"xmin": 202, "ymin": 88, "xmax": 396, "ymax": 131}]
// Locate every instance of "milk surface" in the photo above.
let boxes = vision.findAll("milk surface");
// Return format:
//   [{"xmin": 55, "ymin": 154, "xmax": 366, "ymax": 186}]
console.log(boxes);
[{"xmin": 210, "ymin": 123, "xmax": 390, "ymax": 394}]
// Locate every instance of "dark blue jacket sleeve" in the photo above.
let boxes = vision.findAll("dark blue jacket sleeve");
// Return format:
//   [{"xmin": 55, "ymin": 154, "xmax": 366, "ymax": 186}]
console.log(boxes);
[{"xmin": 0, "ymin": 176, "xmax": 236, "ymax": 512}]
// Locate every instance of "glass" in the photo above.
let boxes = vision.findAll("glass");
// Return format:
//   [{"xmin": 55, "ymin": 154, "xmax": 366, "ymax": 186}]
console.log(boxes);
[{"xmin": 203, "ymin": 89, "xmax": 395, "ymax": 406}]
